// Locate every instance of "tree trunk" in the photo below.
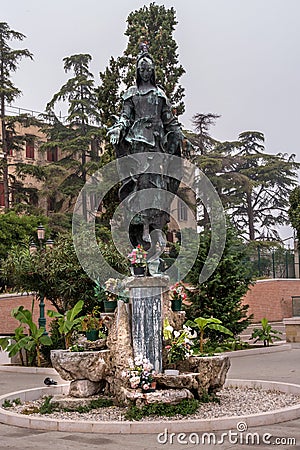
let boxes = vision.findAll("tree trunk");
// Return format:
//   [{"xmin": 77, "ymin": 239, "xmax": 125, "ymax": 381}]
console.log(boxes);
[
  {"xmin": 199, "ymin": 329, "xmax": 204, "ymax": 353},
  {"xmin": 246, "ymin": 191, "xmax": 255, "ymax": 240},
  {"xmin": 1, "ymin": 95, "xmax": 9, "ymax": 210}
]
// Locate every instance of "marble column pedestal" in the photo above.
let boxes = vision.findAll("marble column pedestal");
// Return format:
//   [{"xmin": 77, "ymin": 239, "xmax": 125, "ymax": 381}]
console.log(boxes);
[{"xmin": 126, "ymin": 276, "xmax": 169, "ymax": 373}]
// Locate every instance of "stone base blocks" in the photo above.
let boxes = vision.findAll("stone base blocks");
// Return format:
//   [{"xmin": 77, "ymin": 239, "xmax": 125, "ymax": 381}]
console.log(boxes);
[
  {"xmin": 175, "ymin": 355, "xmax": 231, "ymax": 394},
  {"xmin": 69, "ymin": 380, "xmax": 103, "ymax": 398},
  {"xmin": 284, "ymin": 317, "xmax": 300, "ymax": 346},
  {"xmin": 122, "ymin": 387, "xmax": 193, "ymax": 407}
]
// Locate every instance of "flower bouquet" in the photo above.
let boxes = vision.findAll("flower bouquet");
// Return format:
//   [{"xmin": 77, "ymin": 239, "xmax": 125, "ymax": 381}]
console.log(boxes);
[
  {"xmin": 128, "ymin": 245, "xmax": 147, "ymax": 276},
  {"xmin": 169, "ymin": 282, "xmax": 188, "ymax": 311},
  {"xmin": 122, "ymin": 355, "xmax": 156, "ymax": 391},
  {"xmin": 163, "ymin": 318, "xmax": 196, "ymax": 366}
]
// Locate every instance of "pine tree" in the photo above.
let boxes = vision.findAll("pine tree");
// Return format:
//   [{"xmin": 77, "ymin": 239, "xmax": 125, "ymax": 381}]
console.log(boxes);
[
  {"xmin": 43, "ymin": 54, "xmax": 102, "ymax": 218},
  {"xmin": 288, "ymin": 186, "xmax": 300, "ymax": 239},
  {"xmin": 190, "ymin": 113, "xmax": 223, "ymax": 227},
  {"xmin": 0, "ymin": 22, "xmax": 33, "ymax": 209},
  {"xmin": 227, "ymin": 132, "xmax": 300, "ymax": 240},
  {"xmin": 192, "ymin": 122, "xmax": 300, "ymax": 240}
]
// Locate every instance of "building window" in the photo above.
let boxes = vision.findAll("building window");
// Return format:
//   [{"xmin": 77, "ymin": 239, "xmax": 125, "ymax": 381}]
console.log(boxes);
[
  {"xmin": 7, "ymin": 131, "xmax": 13, "ymax": 156},
  {"xmin": 177, "ymin": 199, "xmax": 188, "ymax": 222},
  {"xmin": 0, "ymin": 182, "xmax": 4, "ymax": 207},
  {"xmin": 47, "ymin": 146, "xmax": 58, "ymax": 162},
  {"xmin": 25, "ymin": 138, "xmax": 35, "ymax": 159}
]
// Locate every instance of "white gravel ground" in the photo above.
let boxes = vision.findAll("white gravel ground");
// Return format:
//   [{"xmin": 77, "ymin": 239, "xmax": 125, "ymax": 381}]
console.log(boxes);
[{"xmin": 6, "ymin": 386, "xmax": 300, "ymax": 422}]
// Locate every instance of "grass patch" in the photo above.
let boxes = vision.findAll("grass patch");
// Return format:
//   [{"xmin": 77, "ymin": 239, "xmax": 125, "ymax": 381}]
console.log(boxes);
[
  {"xmin": 39, "ymin": 396, "xmax": 58, "ymax": 414},
  {"xmin": 63, "ymin": 397, "xmax": 114, "ymax": 413},
  {"xmin": 198, "ymin": 390, "xmax": 220, "ymax": 404},
  {"xmin": 2, "ymin": 398, "xmax": 22, "ymax": 408},
  {"xmin": 125, "ymin": 399, "xmax": 200, "ymax": 421}
]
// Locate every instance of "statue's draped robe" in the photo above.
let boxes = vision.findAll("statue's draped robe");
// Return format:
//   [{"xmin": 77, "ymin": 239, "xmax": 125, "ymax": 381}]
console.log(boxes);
[{"xmin": 113, "ymin": 84, "xmax": 183, "ymax": 248}]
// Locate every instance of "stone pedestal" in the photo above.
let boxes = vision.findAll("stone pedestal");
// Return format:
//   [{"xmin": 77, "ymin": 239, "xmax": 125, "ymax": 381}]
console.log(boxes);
[
  {"xmin": 284, "ymin": 317, "xmax": 300, "ymax": 347},
  {"xmin": 50, "ymin": 349, "xmax": 110, "ymax": 397},
  {"xmin": 122, "ymin": 387, "xmax": 193, "ymax": 407},
  {"xmin": 126, "ymin": 276, "xmax": 169, "ymax": 373},
  {"xmin": 69, "ymin": 379, "xmax": 103, "ymax": 397},
  {"xmin": 51, "ymin": 349, "xmax": 110, "ymax": 382}
]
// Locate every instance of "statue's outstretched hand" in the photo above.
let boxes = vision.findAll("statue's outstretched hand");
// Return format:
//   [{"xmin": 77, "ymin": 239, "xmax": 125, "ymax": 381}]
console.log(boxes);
[{"xmin": 107, "ymin": 126, "xmax": 121, "ymax": 145}]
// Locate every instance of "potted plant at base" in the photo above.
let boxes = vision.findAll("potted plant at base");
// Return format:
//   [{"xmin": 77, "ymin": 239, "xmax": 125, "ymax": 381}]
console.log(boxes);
[
  {"xmin": 103, "ymin": 278, "xmax": 129, "ymax": 313},
  {"xmin": 80, "ymin": 312, "xmax": 104, "ymax": 341},
  {"xmin": 128, "ymin": 245, "xmax": 147, "ymax": 276},
  {"xmin": 169, "ymin": 282, "xmax": 188, "ymax": 311},
  {"xmin": 103, "ymin": 278, "xmax": 120, "ymax": 312},
  {"xmin": 94, "ymin": 280, "xmax": 118, "ymax": 313}
]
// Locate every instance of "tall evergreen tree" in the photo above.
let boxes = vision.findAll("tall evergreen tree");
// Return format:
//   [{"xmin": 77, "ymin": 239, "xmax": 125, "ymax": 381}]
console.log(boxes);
[
  {"xmin": 0, "ymin": 22, "xmax": 33, "ymax": 209},
  {"xmin": 191, "ymin": 113, "xmax": 220, "ymax": 156},
  {"xmin": 288, "ymin": 186, "xmax": 300, "ymax": 239},
  {"xmin": 227, "ymin": 132, "xmax": 300, "ymax": 240},
  {"xmin": 190, "ymin": 113, "xmax": 222, "ymax": 227},
  {"xmin": 97, "ymin": 3, "xmax": 185, "ymax": 127},
  {"xmin": 43, "ymin": 54, "xmax": 102, "ymax": 218},
  {"xmin": 186, "ymin": 224, "xmax": 252, "ymax": 337},
  {"xmin": 192, "ymin": 121, "xmax": 299, "ymax": 240}
]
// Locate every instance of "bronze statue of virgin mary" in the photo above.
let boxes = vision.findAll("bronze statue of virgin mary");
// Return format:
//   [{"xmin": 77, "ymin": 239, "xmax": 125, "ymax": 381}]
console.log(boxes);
[{"xmin": 108, "ymin": 45, "xmax": 188, "ymax": 261}]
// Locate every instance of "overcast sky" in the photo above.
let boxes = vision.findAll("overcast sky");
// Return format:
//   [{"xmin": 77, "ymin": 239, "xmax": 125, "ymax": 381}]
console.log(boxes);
[{"xmin": 3, "ymin": 0, "xmax": 300, "ymax": 241}]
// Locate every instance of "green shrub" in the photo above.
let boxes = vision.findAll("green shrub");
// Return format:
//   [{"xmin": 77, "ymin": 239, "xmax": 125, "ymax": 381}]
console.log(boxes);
[
  {"xmin": 39, "ymin": 396, "xmax": 58, "ymax": 414},
  {"xmin": 63, "ymin": 397, "xmax": 113, "ymax": 413},
  {"xmin": 250, "ymin": 318, "xmax": 282, "ymax": 347},
  {"xmin": 2, "ymin": 398, "xmax": 22, "ymax": 408},
  {"xmin": 125, "ymin": 399, "xmax": 200, "ymax": 421}
]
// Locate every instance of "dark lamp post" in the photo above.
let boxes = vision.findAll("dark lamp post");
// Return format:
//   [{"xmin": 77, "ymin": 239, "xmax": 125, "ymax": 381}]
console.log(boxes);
[
  {"xmin": 30, "ymin": 224, "xmax": 53, "ymax": 335},
  {"xmin": 29, "ymin": 242, "xmax": 37, "ymax": 255},
  {"xmin": 37, "ymin": 224, "xmax": 45, "ymax": 241},
  {"xmin": 45, "ymin": 239, "xmax": 54, "ymax": 250}
]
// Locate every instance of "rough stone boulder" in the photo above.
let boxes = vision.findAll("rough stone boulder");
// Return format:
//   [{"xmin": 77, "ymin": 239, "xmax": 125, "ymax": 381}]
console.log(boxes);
[
  {"xmin": 50, "ymin": 394, "xmax": 112, "ymax": 410},
  {"xmin": 122, "ymin": 387, "xmax": 194, "ymax": 407},
  {"xmin": 175, "ymin": 355, "xmax": 230, "ymax": 393},
  {"xmin": 105, "ymin": 301, "xmax": 134, "ymax": 396},
  {"xmin": 51, "ymin": 349, "xmax": 110, "ymax": 382},
  {"xmin": 69, "ymin": 379, "xmax": 104, "ymax": 397},
  {"xmin": 156, "ymin": 373, "xmax": 199, "ymax": 394},
  {"xmin": 76, "ymin": 335, "xmax": 107, "ymax": 351}
]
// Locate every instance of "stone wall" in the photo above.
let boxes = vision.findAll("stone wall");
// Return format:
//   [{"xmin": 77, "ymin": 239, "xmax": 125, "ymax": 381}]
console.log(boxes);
[
  {"xmin": 242, "ymin": 279, "xmax": 300, "ymax": 322},
  {"xmin": 0, "ymin": 293, "xmax": 55, "ymax": 334}
]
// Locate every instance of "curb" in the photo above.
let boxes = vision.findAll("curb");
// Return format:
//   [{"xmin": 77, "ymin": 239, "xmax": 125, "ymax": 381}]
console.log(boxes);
[
  {"xmin": 223, "ymin": 343, "xmax": 292, "ymax": 358},
  {"xmin": 0, "ymin": 379, "xmax": 300, "ymax": 433},
  {"xmin": 0, "ymin": 366, "xmax": 59, "ymax": 375}
]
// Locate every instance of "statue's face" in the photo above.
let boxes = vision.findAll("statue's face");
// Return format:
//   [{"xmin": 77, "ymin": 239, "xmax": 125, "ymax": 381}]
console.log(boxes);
[{"xmin": 138, "ymin": 60, "xmax": 153, "ymax": 83}]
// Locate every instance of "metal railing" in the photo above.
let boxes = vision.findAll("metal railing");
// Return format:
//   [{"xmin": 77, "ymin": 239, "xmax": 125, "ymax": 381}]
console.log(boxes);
[{"xmin": 248, "ymin": 247, "xmax": 296, "ymax": 279}]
